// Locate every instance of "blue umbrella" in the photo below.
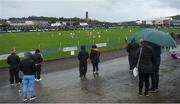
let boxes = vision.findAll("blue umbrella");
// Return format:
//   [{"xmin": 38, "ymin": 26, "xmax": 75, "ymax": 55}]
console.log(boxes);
[{"xmin": 135, "ymin": 29, "xmax": 177, "ymax": 48}]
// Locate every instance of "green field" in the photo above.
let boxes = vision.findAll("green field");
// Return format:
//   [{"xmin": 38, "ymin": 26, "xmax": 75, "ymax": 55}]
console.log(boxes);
[{"xmin": 0, "ymin": 28, "xmax": 180, "ymax": 68}]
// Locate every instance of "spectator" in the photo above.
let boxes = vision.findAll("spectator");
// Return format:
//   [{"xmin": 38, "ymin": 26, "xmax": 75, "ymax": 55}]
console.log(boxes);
[
  {"xmin": 90, "ymin": 45, "xmax": 100, "ymax": 75},
  {"xmin": 19, "ymin": 52, "xmax": 36, "ymax": 102},
  {"xmin": 32, "ymin": 49, "xmax": 43, "ymax": 81},
  {"xmin": 7, "ymin": 48, "xmax": 20, "ymax": 86},
  {"xmin": 149, "ymin": 42, "xmax": 161, "ymax": 92},
  {"xmin": 137, "ymin": 41, "xmax": 155, "ymax": 96},
  {"xmin": 126, "ymin": 37, "xmax": 139, "ymax": 71},
  {"xmin": 78, "ymin": 46, "xmax": 89, "ymax": 79}
]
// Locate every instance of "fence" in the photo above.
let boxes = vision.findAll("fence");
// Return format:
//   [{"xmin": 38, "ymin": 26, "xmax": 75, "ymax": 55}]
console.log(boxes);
[{"xmin": 0, "ymin": 41, "xmax": 122, "ymax": 61}]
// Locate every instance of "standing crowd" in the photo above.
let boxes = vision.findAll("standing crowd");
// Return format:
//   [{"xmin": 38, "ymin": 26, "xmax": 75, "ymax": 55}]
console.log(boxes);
[
  {"xmin": 7, "ymin": 48, "xmax": 43, "ymax": 101},
  {"xmin": 6, "ymin": 38, "xmax": 163, "ymax": 102},
  {"xmin": 6, "ymin": 45, "xmax": 101, "ymax": 102},
  {"xmin": 127, "ymin": 37, "xmax": 161, "ymax": 96}
]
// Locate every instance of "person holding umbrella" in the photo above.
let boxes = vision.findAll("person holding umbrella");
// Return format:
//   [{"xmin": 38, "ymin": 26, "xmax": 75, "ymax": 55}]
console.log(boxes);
[
  {"xmin": 135, "ymin": 29, "xmax": 177, "ymax": 93},
  {"xmin": 136, "ymin": 41, "xmax": 156, "ymax": 96},
  {"xmin": 126, "ymin": 37, "xmax": 140, "ymax": 71},
  {"xmin": 90, "ymin": 45, "xmax": 100, "ymax": 75},
  {"xmin": 78, "ymin": 45, "xmax": 89, "ymax": 79},
  {"xmin": 149, "ymin": 42, "xmax": 161, "ymax": 92},
  {"xmin": 7, "ymin": 48, "xmax": 20, "ymax": 86}
]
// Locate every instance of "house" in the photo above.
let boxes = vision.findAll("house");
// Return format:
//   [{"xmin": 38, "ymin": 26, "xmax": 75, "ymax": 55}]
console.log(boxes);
[
  {"xmin": 51, "ymin": 22, "xmax": 63, "ymax": 27},
  {"xmin": 80, "ymin": 23, "xmax": 88, "ymax": 26},
  {"xmin": 171, "ymin": 20, "xmax": 180, "ymax": 26}
]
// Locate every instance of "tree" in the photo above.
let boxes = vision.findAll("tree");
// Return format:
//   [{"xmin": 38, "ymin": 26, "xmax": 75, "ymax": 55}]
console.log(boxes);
[
  {"xmin": 1, "ymin": 21, "xmax": 10, "ymax": 31},
  {"xmin": 48, "ymin": 20, "xmax": 56, "ymax": 24},
  {"xmin": 73, "ymin": 21, "xmax": 80, "ymax": 26},
  {"xmin": 66, "ymin": 22, "xmax": 70, "ymax": 26}
]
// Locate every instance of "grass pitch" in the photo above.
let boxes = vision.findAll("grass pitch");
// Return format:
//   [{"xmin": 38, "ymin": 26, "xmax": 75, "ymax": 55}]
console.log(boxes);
[{"xmin": 0, "ymin": 28, "xmax": 180, "ymax": 68}]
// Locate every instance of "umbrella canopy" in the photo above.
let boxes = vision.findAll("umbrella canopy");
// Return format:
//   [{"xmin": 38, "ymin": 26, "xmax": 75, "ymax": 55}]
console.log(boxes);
[{"xmin": 135, "ymin": 29, "xmax": 177, "ymax": 48}]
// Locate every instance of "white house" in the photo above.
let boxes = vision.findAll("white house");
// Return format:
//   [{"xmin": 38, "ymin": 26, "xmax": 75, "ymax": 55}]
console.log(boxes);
[
  {"xmin": 136, "ymin": 20, "xmax": 142, "ymax": 25},
  {"xmin": 80, "ymin": 22, "xmax": 88, "ymax": 26},
  {"xmin": 7, "ymin": 21, "xmax": 35, "ymax": 26},
  {"xmin": 140, "ymin": 17, "xmax": 172, "ymax": 25},
  {"xmin": 51, "ymin": 22, "xmax": 63, "ymax": 27}
]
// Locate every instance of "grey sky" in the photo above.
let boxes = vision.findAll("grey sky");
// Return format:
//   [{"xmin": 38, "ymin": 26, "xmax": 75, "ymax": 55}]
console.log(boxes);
[{"xmin": 0, "ymin": 0, "xmax": 180, "ymax": 22}]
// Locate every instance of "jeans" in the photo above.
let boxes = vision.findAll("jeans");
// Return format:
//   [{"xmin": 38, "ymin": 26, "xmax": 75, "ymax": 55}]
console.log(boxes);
[
  {"xmin": 23, "ymin": 75, "xmax": 35, "ymax": 98},
  {"xmin": 93, "ymin": 63, "xmax": 99, "ymax": 72},
  {"xmin": 139, "ymin": 73, "xmax": 150, "ymax": 94}
]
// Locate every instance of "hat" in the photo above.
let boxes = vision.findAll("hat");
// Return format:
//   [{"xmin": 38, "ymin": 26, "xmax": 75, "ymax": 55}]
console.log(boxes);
[
  {"xmin": 92, "ymin": 45, "xmax": 97, "ymax": 48},
  {"xmin": 35, "ymin": 49, "xmax": 40, "ymax": 53}
]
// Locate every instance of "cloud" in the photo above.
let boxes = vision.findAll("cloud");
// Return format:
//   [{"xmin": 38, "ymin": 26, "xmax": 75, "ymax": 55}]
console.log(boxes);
[
  {"xmin": 158, "ymin": 0, "xmax": 180, "ymax": 9},
  {"xmin": 0, "ymin": 0, "xmax": 180, "ymax": 22}
]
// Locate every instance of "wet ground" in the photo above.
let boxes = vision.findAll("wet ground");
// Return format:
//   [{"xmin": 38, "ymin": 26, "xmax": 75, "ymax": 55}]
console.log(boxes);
[
  {"xmin": 0, "ymin": 50, "xmax": 180, "ymax": 103},
  {"xmin": 0, "ymin": 48, "xmax": 128, "ymax": 85}
]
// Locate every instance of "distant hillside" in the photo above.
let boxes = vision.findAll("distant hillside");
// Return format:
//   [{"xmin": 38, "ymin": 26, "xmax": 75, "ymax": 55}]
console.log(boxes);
[
  {"xmin": 171, "ymin": 15, "xmax": 180, "ymax": 20},
  {"xmin": 8, "ymin": 16, "xmax": 87, "ymax": 22}
]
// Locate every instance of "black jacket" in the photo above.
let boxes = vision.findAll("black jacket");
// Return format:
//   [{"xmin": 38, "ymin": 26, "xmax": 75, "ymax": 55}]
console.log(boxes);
[
  {"xmin": 19, "ymin": 59, "xmax": 35, "ymax": 75},
  {"xmin": 127, "ymin": 43, "xmax": 139, "ymax": 57},
  {"xmin": 90, "ymin": 48, "xmax": 100, "ymax": 64},
  {"xmin": 32, "ymin": 53, "xmax": 43, "ymax": 64},
  {"xmin": 149, "ymin": 42, "xmax": 161, "ymax": 65},
  {"xmin": 137, "ymin": 45, "xmax": 155, "ymax": 74},
  {"xmin": 7, "ymin": 53, "xmax": 20, "ymax": 68},
  {"xmin": 78, "ymin": 50, "xmax": 89, "ymax": 64}
]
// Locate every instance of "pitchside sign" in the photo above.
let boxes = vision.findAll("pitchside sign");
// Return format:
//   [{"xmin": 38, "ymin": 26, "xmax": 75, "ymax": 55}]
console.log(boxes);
[
  {"xmin": 18, "ymin": 51, "xmax": 35, "ymax": 57},
  {"xmin": 43, "ymin": 48, "xmax": 60, "ymax": 55},
  {"xmin": 0, "ymin": 51, "xmax": 35, "ymax": 61},
  {"xmin": 63, "ymin": 46, "xmax": 77, "ymax": 52},
  {"xmin": 0, "ymin": 42, "xmax": 120, "ymax": 61},
  {"xmin": 96, "ymin": 43, "xmax": 107, "ymax": 48},
  {"xmin": 0, "ymin": 54, "xmax": 9, "ymax": 61}
]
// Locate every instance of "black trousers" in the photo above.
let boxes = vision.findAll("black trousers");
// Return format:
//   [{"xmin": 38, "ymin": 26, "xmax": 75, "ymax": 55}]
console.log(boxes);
[
  {"xmin": 151, "ymin": 64, "xmax": 160, "ymax": 90},
  {"xmin": 92, "ymin": 63, "xmax": 99, "ymax": 72},
  {"xmin": 128, "ymin": 55, "xmax": 137, "ymax": 70},
  {"xmin": 139, "ymin": 73, "xmax": 150, "ymax": 94},
  {"xmin": 79, "ymin": 63, "xmax": 87, "ymax": 77},
  {"xmin": 9, "ymin": 67, "xmax": 19, "ymax": 84},
  {"xmin": 35, "ymin": 68, "xmax": 41, "ymax": 79}
]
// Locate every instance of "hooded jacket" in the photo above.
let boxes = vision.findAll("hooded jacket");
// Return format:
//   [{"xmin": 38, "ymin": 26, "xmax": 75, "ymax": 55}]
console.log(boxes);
[
  {"xmin": 19, "ymin": 58, "xmax": 36, "ymax": 75},
  {"xmin": 78, "ymin": 47, "xmax": 89, "ymax": 64},
  {"xmin": 32, "ymin": 53, "xmax": 43, "ymax": 64},
  {"xmin": 137, "ymin": 45, "xmax": 156, "ymax": 74},
  {"xmin": 149, "ymin": 42, "xmax": 161, "ymax": 65},
  {"xmin": 19, "ymin": 52, "xmax": 35, "ymax": 75},
  {"xmin": 90, "ymin": 48, "xmax": 100, "ymax": 64},
  {"xmin": 127, "ymin": 38, "xmax": 139, "ymax": 57}
]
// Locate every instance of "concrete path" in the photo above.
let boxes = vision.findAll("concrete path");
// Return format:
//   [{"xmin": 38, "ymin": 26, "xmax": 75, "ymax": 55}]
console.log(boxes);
[{"xmin": 0, "ymin": 50, "xmax": 180, "ymax": 103}]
